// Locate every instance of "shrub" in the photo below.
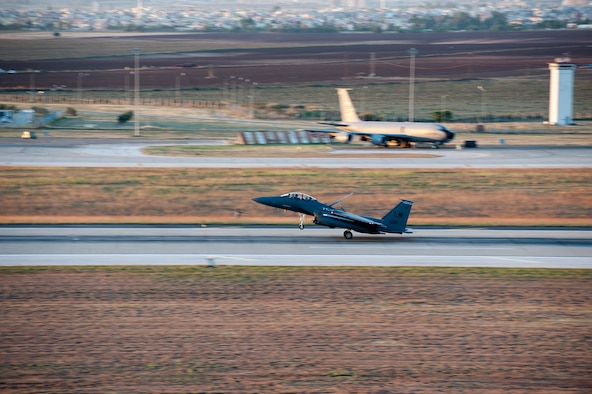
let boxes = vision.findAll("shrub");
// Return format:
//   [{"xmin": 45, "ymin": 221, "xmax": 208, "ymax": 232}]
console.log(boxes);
[
  {"xmin": 32, "ymin": 106, "xmax": 49, "ymax": 116},
  {"xmin": 118, "ymin": 110, "xmax": 134, "ymax": 124},
  {"xmin": 433, "ymin": 110, "xmax": 453, "ymax": 122},
  {"xmin": 0, "ymin": 104, "xmax": 18, "ymax": 112}
]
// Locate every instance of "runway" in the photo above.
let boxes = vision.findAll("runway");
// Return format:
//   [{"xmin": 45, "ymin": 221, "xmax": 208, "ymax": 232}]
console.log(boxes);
[
  {"xmin": 1, "ymin": 226, "xmax": 590, "ymax": 268},
  {"xmin": 1, "ymin": 139, "xmax": 591, "ymax": 168}
]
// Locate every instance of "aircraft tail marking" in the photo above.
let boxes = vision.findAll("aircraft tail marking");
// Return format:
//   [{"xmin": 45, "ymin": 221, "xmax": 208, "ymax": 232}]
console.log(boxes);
[
  {"xmin": 337, "ymin": 88, "xmax": 361, "ymax": 123},
  {"xmin": 382, "ymin": 200, "xmax": 413, "ymax": 233}
]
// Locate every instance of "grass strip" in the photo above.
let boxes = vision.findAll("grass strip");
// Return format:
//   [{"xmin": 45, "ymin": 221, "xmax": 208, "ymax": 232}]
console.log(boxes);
[
  {"xmin": 1, "ymin": 265, "xmax": 591, "ymax": 279},
  {"xmin": 1, "ymin": 167, "xmax": 591, "ymax": 226}
]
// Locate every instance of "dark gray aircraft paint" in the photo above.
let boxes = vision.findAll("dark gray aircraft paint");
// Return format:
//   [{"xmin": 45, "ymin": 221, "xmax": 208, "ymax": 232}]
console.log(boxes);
[{"xmin": 253, "ymin": 192, "xmax": 413, "ymax": 239}]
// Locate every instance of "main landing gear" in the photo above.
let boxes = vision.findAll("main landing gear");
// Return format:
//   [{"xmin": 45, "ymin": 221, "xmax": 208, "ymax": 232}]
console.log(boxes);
[{"xmin": 343, "ymin": 230, "xmax": 353, "ymax": 239}]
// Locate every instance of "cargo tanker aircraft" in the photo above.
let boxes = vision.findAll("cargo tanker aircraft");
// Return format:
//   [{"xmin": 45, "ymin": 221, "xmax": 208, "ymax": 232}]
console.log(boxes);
[
  {"xmin": 253, "ymin": 192, "xmax": 413, "ymax": 239},
  {"xmin": 308, "ymin": 88, "xmax": 455, "ymax": 148}
]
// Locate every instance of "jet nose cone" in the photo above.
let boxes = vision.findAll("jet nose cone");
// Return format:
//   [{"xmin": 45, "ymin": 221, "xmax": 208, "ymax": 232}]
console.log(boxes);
[
  {"xmin": 252, "ymin": 196, "xmax": 275, "ymax": 206},
  {"xmin": 253, "ymin": 196, "xmax": 281, "ymax": 208}
]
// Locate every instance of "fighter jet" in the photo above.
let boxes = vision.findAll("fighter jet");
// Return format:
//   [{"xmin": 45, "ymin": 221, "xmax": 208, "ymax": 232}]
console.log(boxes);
[
  {"xmin": 252, "ymin": 192, "xmax": 413, "ymax": 239},
  {"xmin": 307, "ymin": 88, "xmax": 455, "ymax": 148}
]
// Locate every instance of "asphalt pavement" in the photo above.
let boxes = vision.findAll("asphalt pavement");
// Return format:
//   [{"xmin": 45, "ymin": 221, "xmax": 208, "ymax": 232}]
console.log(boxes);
[
  {"xmin": 1, "ymin": 227, "xmax": 590, "ymax": 268},
  {"xmin": 1, "ymin": 139, "xmax": 591, "ymax": 168}
]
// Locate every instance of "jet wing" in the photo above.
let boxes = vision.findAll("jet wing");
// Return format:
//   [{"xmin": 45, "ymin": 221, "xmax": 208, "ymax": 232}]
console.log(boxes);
[
  {"xmin": 304, "ymin": 129, "xmax": 417, "ymax": 141},
  {"xmin": 321, "ymin": 210, "xmax": 379, "ymax": 227},
  {"xmin": 318, "ymin": 121, "xmax": 350, "ymax": 127},
  {"xmin": 304, "ymin": 128, "xmax": 339, "ymax": 134},
  {"xmin": 303, "ymin": 128, "xmax": 371, "ymax": 137}
]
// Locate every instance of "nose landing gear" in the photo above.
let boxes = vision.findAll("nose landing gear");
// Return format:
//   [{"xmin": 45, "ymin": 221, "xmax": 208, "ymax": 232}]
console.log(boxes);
[
  {"xmin": 299, "ymin": 213, "xmax": 306, "ymax": 230},
  {"xmin": 343, "ymin": 230, "xmax": 353, "ymax": 239}
]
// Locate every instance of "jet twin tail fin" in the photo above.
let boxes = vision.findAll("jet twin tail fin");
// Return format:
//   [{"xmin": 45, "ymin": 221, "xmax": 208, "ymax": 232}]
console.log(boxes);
[{"xmin": 382, "ymin": 200, "xmax": 414, "ymax": 233}]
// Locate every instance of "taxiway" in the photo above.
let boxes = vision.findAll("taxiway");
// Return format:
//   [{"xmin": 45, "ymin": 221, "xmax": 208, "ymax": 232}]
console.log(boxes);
[{"xmin": 0, "ymin": 139, "xmax": 591, "ymax": 168}]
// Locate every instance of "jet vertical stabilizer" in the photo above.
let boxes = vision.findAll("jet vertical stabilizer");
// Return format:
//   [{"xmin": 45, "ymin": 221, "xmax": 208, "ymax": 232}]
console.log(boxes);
[
  {"xmin": 381, "ymin": 200, "xmax": 414, "ymax": 233},
  {"xmin": 337, "ymin": 88, "xmax": 361, "ymax": 123}
]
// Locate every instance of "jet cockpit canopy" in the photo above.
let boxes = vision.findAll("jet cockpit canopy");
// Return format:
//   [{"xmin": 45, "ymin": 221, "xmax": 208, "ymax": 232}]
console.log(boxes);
[{"xmin": 281, "ymin": 192, "xmax": 317, "ymax": 201}]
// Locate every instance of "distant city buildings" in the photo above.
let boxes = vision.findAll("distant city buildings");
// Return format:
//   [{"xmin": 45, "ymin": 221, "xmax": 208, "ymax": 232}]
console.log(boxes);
[{"xmin": 0, "ymin": 0, "xmax": 591, "ymax": 32}]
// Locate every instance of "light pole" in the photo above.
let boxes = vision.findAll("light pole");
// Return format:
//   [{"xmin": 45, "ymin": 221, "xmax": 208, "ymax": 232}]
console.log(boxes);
[
  {"xmin": 408, "ymin": 48, "xmax": 418, "ymax": 122},
  {"xmin": 77, "ymin": 72, "xmax": 88, "ymax": 103},
  {"xmin": 222, "ymin": 78, "xmax": 228, "ymax": 104},
  {"xmin": 441, "ymin": 95, "xmax": 447, "ymax": 122},
  {"xmin": 29, "ymin": 72, "xmax": 36, "ymax": 103},
  {"xmin": 238, "ymin": 77, "xmax": 244, "ymax": 107},
  {"xmin": 477, "ymin": 85, "xmax": 486, "ymax": 123},
  {"xmin": 362, "ymin": 85, "xmax": 368, "ymax": 115},
  {"xmin": 243, "ymin": 79, "xmax": 249, "ymax": 113},
  {"xmin": 249, "ymin": 81, "xmax": 257, "ymax": 119},
  {"xmin": 230, "ymin": 76, "xmax": 236, "ymax": 108},
  {"xmin": 132, "ymin": 48, "xmax": 141, "ymax": 137},
  {"xmin": 125, "ymin": 72, "xmax": 134, "ymax": 104},
  {"xmin": 175, "ymin": 72, "xmax": 185, "ymax": 106}
]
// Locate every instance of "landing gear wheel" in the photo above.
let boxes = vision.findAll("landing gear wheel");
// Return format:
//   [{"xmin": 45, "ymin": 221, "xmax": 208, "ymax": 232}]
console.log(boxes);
[
  {"xmin": 344, "ymin": 230, "xmax": 353, "ymax": 239},
  {"xmin": 299, "ymin": 223, "xmax": 304, "ymax": 230}
]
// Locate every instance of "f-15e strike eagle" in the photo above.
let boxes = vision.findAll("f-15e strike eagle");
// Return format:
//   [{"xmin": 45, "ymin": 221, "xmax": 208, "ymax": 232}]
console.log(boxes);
[
  {"xmin": 253, "ymin": 192, "xmax": 413, "ymax": 239},
  {"xmin": 307, "ymin": 88, "xmax": 455, "ymax": 148}
]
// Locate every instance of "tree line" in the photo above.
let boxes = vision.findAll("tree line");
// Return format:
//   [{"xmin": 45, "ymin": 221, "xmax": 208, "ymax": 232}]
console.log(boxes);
[{"xmin": 7, "ymin": 12, "xmax": 591, "ymax": 33}]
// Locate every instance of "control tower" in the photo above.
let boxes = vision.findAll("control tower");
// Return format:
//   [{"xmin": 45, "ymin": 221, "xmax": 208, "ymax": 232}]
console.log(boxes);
[{"xmin": 548, "ymin": 57, "xmax": 576, "ymax": 126}]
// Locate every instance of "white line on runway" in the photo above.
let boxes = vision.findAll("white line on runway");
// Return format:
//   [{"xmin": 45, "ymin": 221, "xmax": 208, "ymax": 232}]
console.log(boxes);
[
  {"xmin": 483, "ymin": 256, "xmax": 550, "ymax": 264},
  {"xmin": 308, "ymin": 245, "xmax": 515, "ymax": 250}
]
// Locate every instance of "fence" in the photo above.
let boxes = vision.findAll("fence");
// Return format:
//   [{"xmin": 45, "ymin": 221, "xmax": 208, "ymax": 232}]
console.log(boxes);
[
  {"xmin": 2, "ymin": 94, "xmax": 590, "ymax": 123},
  {"xmin": 0, "ymin": 94, "xmax": 228, "ymax": 110}
]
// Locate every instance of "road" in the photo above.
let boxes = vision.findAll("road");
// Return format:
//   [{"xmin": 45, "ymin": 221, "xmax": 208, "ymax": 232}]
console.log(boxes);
[
  {"xmin": 1, "ymin": 226, "xmax": 590, "ymax": 268},
  {"xmin": 1, "ymin": 139, "xmax": 591, "ymax": 168}
]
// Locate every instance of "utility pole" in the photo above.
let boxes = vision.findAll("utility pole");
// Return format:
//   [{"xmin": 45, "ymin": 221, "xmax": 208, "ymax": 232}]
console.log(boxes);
[
  {"xmin": 176, "ymin": 72, "xmax": 185, "ymax": 106},
  {"xmin": 249, "ymin": 82, "xmax": 257, "ymax": 119},
  {"xmin": 132, "ymin": 48, "xmax": 141, "ymax": 137},
  {"xmin": 408, "ymin": 48, "xmax": 418, "ymax": 122},
  {"xmin": 477, "ymin": 85, "xmax": 486, "ymax": 124},
  {"xmin": 369, "ymin": 52, "xmax": 376, "ymax": 77},
  {"xmin": 77, "ymin": 72, "xmax": 87, "ymax": 104}
]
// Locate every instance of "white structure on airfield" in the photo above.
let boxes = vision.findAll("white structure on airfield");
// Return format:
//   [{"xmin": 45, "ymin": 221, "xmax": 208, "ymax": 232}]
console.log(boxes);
[{"xmin": 548, "ymin": 57, "xmax": 576, "ymax": 126}]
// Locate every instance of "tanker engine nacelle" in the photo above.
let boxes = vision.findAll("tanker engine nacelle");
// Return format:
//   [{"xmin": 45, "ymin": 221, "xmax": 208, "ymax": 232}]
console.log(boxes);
[
  {"xmin": 333, "ymin": 132, "xmax": 352, "ymax": 143},
  {"xmin": 370, "ymin": 134, "xmax": 387, "ymax": 146}
]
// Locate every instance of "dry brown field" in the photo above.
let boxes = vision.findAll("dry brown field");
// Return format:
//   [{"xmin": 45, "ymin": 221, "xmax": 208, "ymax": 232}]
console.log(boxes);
[
  {"xmin": 2, "ymin": 30, "xmax": 592, "ymax": 89},
  {"xmin": 1, "ymin": 266, "xmax": 591, "ymax": 393},
  {"xmin": 1, "ymin": 167, "xmax": 591, "ymax": 226}
]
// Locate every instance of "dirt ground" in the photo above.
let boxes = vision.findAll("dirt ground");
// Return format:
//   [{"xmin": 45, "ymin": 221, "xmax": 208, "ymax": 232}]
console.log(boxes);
[
  {"xmin": 2, "ymin": 30, "xmax": 592, "ymax": 90},
  {"xmin": 1, "ymin": 267, "xmax": 591, "ymax": 393}
]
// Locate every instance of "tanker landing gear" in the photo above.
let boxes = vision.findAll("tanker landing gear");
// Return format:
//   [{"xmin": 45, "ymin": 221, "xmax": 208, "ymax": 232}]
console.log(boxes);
[{"xmin": 343, "ymin": 230, "xmax": 353, "ymax": 239}]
